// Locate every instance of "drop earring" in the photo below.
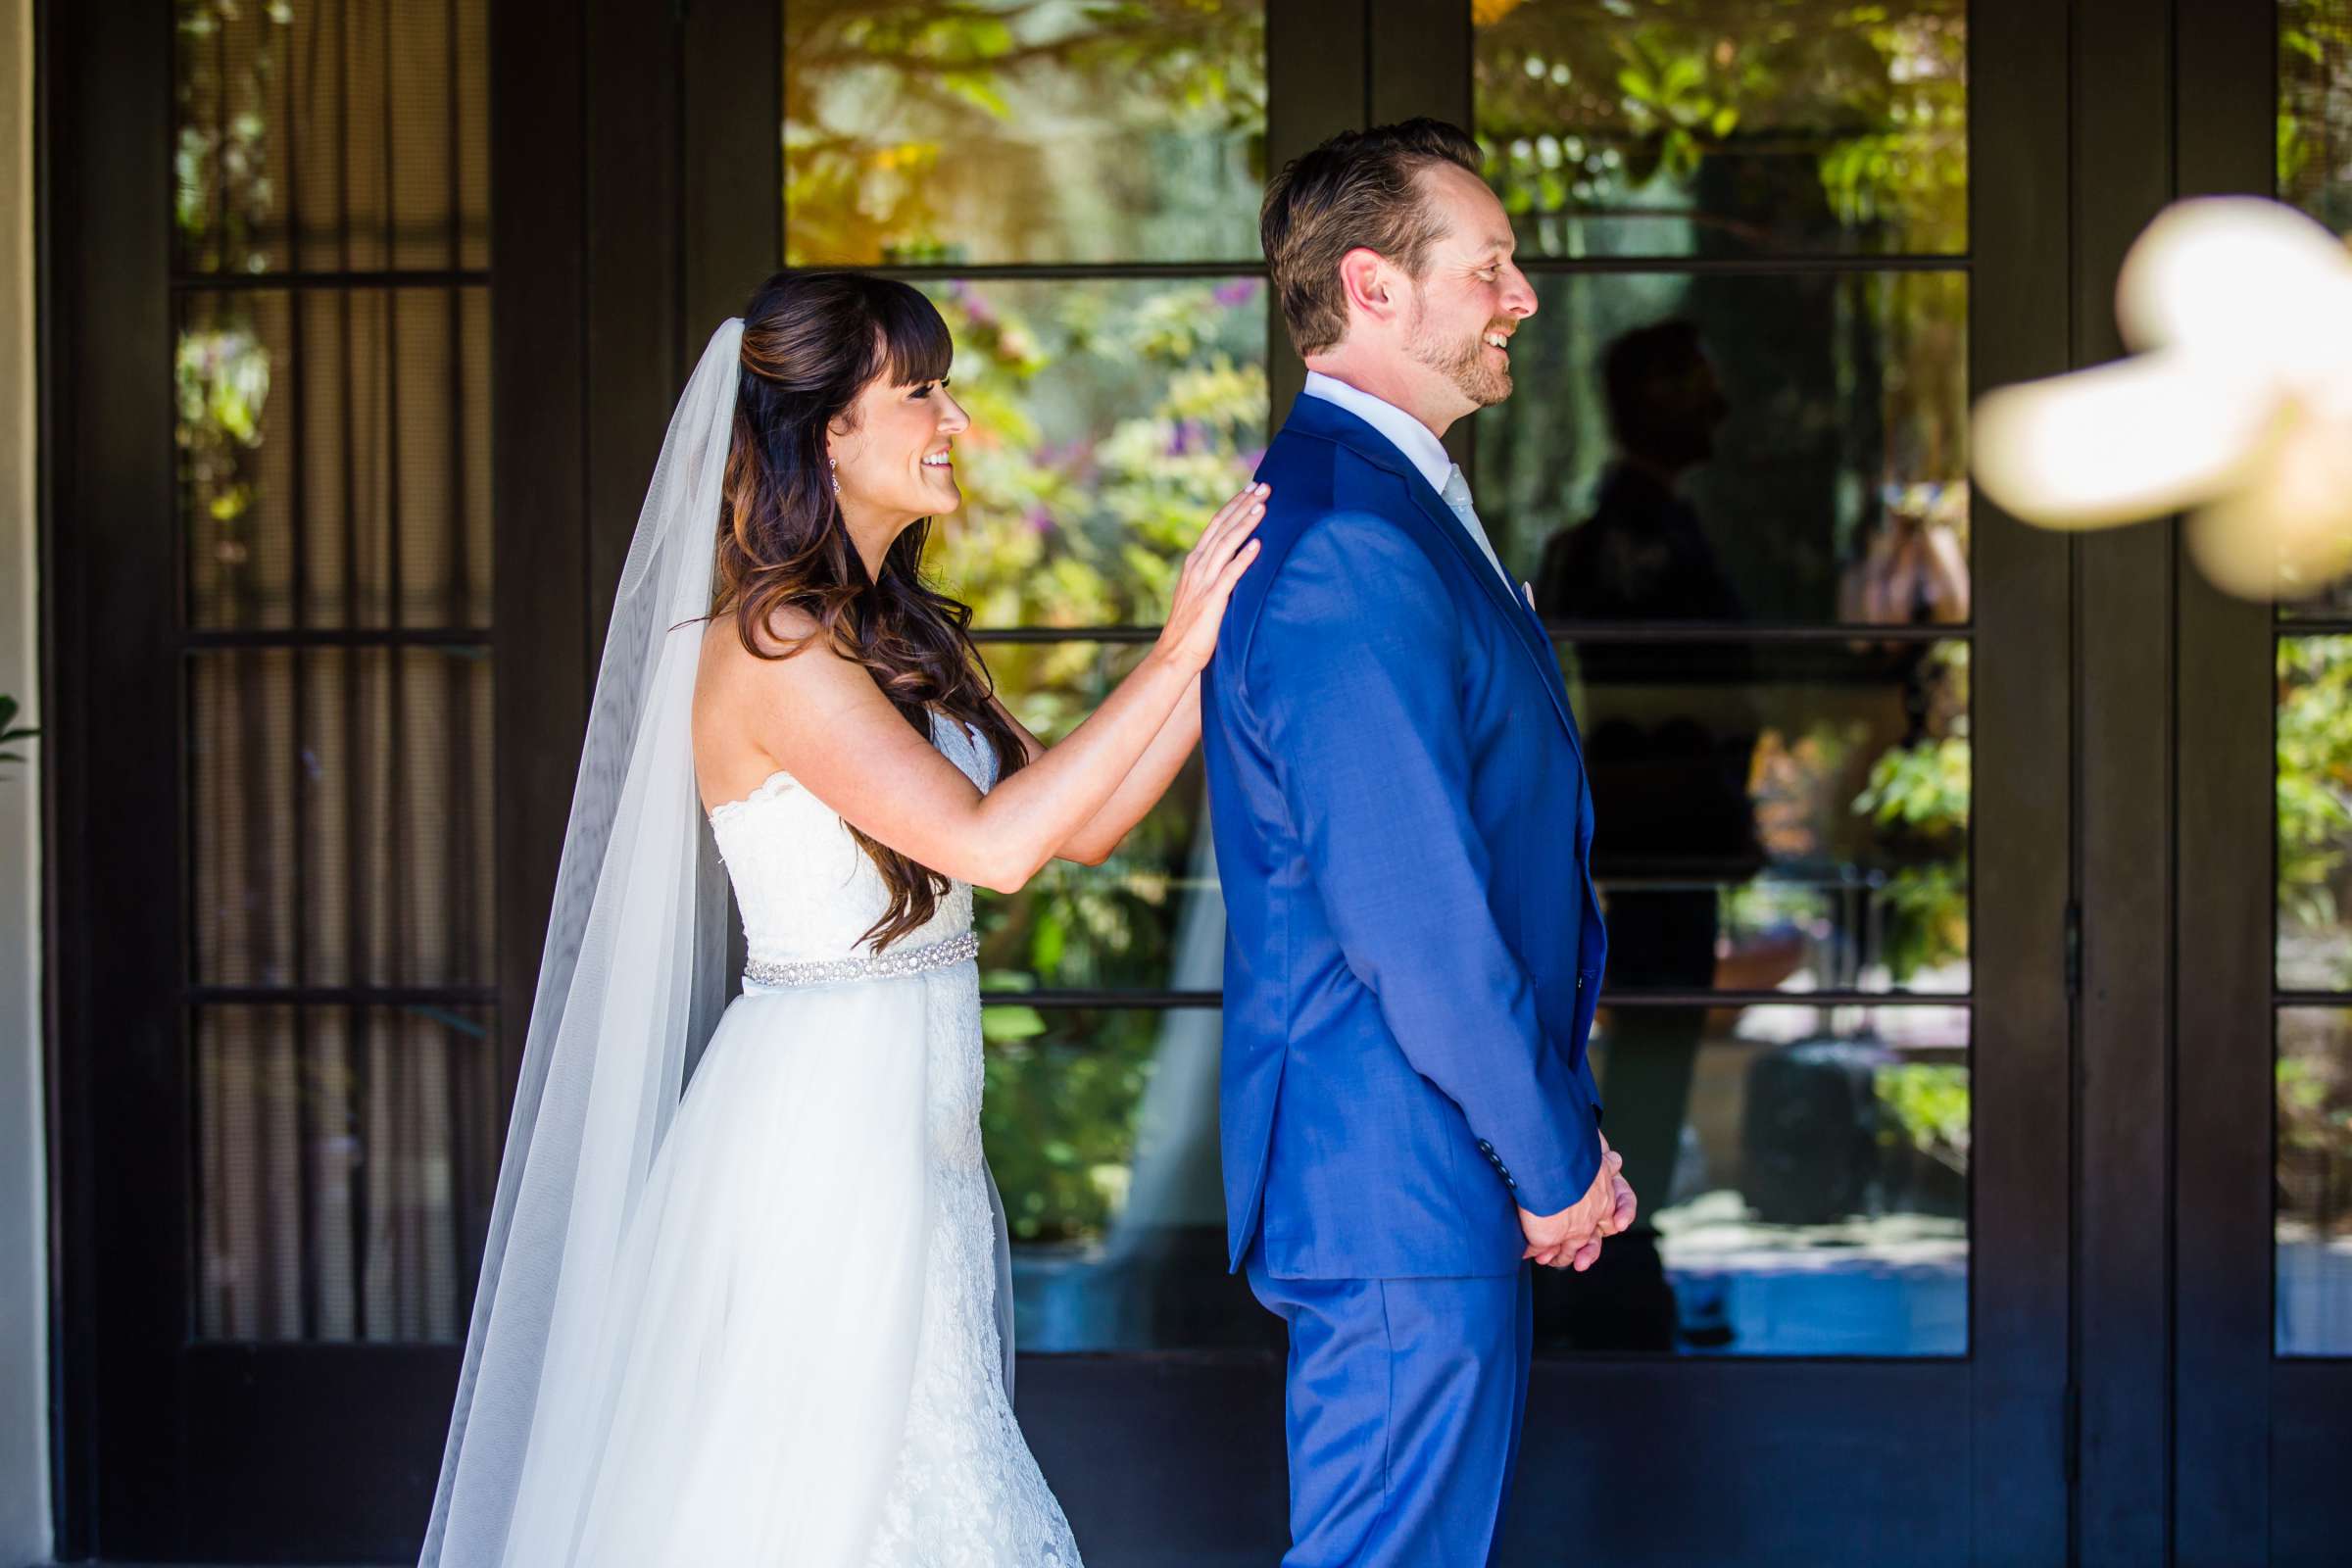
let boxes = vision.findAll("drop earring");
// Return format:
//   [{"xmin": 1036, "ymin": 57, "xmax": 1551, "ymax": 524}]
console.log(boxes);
[{"xmin": 827, "ymin": 454, "xmax": 838, "ymax": 494}]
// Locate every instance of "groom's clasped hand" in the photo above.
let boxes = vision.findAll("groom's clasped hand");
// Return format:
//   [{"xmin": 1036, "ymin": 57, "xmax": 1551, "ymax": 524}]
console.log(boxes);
[{"xmin": 1519, "ymin": 1133, "xmax": 1639, "ymax": 1272}]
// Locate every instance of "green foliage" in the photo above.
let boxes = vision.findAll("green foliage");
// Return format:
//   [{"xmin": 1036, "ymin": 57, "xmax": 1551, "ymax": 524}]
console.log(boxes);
[
  {"xmin": 0, "ymin": 695, "xmax": 35, "ymax": 771},
  {"xmin": 1475, "ymin": 0, "xmax": 1967, "ymax": 255},
  {"xmin": 175, "ymin": 318, "xmax": 274, "ymax": 622},
  {"xmin": 1852, "ymin": 731, "xmax": 1969, "ymax": 830},
  {"xmin": 785, "ymin": 0, "xmax": 1267, "ymax": 266},
  {"xmin": 920, "ymin": 277, "xmax": 1266, "ymax": 631},
  {"xmin": 174, "ymin": 0, "xmax": 291, "ymax": 270},
  {"xmin": 2279, "ymin": 638, "xmax": 2352, "ymax": 985},
  {"xmin": 908, "ymin": 277, "xmax": 1262, "ymax": 1243},
  {"xmin": 2278, "ymin": 0, "xmax": 2352, "ymax": 233},
  {"xmin": 980, "ymin": 1006, "xmax": 1166, "ymax": 1242},
  {"xmin": 2278, "ymin": 1029, "xmax": 2352, "ymax": 1240},
  {"xmin": 1875, "ymin": 1061, "xmax": 1969, "ymax": 1173}
]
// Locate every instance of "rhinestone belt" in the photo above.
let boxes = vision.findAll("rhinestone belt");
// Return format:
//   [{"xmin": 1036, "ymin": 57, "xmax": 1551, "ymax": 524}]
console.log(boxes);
[{"xmin": 742, "ymin": 930, "xmax": 979, "ymax": 990}]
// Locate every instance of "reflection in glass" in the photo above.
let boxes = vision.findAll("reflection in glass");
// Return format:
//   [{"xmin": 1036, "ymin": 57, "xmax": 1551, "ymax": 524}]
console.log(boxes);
[
  {"xmin": 1473, "ymin": 0, "xmax": 1966, "ymax": 259},
  {"xmin": 988, "ymin": 1008, "xmax": 1270, "ymax": 1350},
  {"xmin": 179, "ymin": 286, "xmax": 494, "ymax": 631},
  {"xmin": 975, "ymin": 643, "xmax": 1216, "ymax": 996},
  {"xmin": 2278, "ymin": 1008, "xmax": 2352, "ymax": 1355},
  {"xmin": 2279, "ymin": 638, "xmax": 2352, "ymax": 990},
  {"xmin": 990, "ymin": 996, "xmax": 1969, "ymax": 1354},
  {"xmin": 2276, "ymin": 2, "xmax": 2352, "ymax": 616},
  {"xmin": 1538, "ymin": 1003, "xmax": 1968, "ymax": 1356},
  {"xmin": 784, "ymin": 0, "xmax": 1266, "ymax": 266},
  {"xmin": 1478, "ymin": 270, "xmax": 1968, "ymax": 624},
  {"xmin": 174, "ymin": 0, "xmax": 490, "ymax": 275},
  {"xmin": 1560, "ymin": 639, "xmax": 1971, "ymax": 995},
  {"xmin": 192, "ymin": 647, "xmax": 496, "ymax": 989},
  {"xmin": 919, "ymin": 277, "xmax": 1267, "ymax": 627},
  {"xmin": 2280, "ymin": 0, "xmax": 2352, "ymax": 234},
  {"xmin": 195, "ymin": 1004, "xmax": 499, "ymax": 1343}
]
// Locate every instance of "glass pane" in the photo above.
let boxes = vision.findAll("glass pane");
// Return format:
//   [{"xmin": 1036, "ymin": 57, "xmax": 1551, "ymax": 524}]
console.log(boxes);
[
  {"xmin": 2280, "ymin": 0, "xmax": 2352, "ymax": 234},
  {"xmin": 1539, "ymin": 1002, "xmax": 1968, "ymax": 1355},
  {"xmin": 192, "ymin": 647, "xmax": 496, "ymax": 988},
  {"xmin": 2277, "ymin": 2, "xmax": 2352, "ymax": 616},
  {"xmin": 195, "ymin": 1004, "xmax": 499, "ymax": 1343},
  {"xmin": 1566, "ymin": 638, "xmax": 1971, "ymax": 995},
  {"xmin": 2278, "ymin": 1006, "xmax": 2352, "ymax": 1355},
  {"xmin": 919, "ymin": 277, "xmax": 1267, "ymax": 628},
  {"xmin": 989, "ymin": 1006, "xmax": 1271, "ymax": 1350},
  {"xmin": 1474, "ymin": 0, "xmax": 1967, "ymax": 260},
  {"xmin": 993, "ymin": 1000, "xmax": 1971, "ymax": 1355},
  {"xmin": 783, "ymin": 0, "xmax": 1266, "ymax": 266},
  {"xmin": 974, "ymin": 643, "xmax": 1217, "ymax": 995},
  {"xmin": 192, "ymin": 650, "xmax": 298, "ymax": 987},
  {"xmin": 1478, "ymin": 270, "xmax": 1969, "ymax": 625},
  {"xmin": 181, "ymin": 286, "xmax": 494, "ymax": 632},
  {"xmin": 2279, "ymin": 636, "xmax": 2352, "ymax": 991},
  {"xmin": 174, "ymin": 0, "xmax": 491, "ymax": 275}
]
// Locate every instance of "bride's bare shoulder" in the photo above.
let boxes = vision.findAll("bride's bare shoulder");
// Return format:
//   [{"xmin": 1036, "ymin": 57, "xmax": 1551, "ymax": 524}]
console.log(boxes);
[{"xmin": 700, "ymin": 605, "xmax": 834, "ymax": 678}]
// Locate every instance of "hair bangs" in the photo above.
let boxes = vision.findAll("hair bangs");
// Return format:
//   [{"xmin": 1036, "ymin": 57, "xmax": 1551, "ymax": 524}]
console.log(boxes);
[{"xmin": 867, "ymin": 279, "xmax": 954, "ymax": 388}]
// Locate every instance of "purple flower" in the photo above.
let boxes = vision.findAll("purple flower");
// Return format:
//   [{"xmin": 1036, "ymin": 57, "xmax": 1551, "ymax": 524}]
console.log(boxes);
[
  {"xmin": 1212, "ymin": 278, "xmax": 1261, "ymax": 309},
  {"xmin": 1025, "ymin": 505, "xmax": 1055, "ymax": 535},
  {"xmin": 945, "ymin": 279, "xmax": 995, "ymax": 327}
]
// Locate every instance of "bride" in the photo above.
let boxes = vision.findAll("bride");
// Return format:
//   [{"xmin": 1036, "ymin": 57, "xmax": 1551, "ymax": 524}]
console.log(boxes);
[{"xmin": 417, "ymin": 271, "xmax": 1266, "ymax": 1566}]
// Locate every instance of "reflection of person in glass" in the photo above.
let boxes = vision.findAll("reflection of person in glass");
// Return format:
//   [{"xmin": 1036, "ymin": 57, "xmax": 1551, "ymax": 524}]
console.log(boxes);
[
  {"xmin": 1536, "ymin": 318, "xmax": 1740, "ymax": 628},
  {"xmin": 1534, "ymin": 318, "xmax": 1763, "ymax": 1350}
]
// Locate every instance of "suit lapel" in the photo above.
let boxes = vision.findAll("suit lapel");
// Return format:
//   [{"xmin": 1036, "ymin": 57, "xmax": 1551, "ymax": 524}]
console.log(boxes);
[{"xmin": 1284, "ymin": 395, "xmax": 1583, "ymax": 748}]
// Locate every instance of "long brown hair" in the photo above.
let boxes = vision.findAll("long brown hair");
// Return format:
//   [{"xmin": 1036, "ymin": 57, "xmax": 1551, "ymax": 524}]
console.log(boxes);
[{"xmin": 712, "ymin": 271, "xmax": 1029, "ymax": 951}]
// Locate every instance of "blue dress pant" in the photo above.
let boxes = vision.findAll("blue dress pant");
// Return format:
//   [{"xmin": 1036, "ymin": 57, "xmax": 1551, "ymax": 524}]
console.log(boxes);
[{"xmin": 1246, "ymin": 1234, "xmax": 1536, "ymax": 1568}]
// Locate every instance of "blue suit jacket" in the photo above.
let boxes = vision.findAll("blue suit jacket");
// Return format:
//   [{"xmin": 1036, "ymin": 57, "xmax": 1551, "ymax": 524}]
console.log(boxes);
[{"xmin": 1203, "ymin": 392, "xmax": 1609, "ymax": 1281}]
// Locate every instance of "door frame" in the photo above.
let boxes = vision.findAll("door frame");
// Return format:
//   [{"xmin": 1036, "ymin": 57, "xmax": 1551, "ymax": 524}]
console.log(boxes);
[
  {"xmin": 50, "ymin": 0, "xmax": 2308, "ymax": 1561},
  {"xmin": 35, "ymin": 0, "xmax": 727, "ymax": 1555},
  {"xmin": 2170, "ymin": 3, "xmax": 2352, "ymax": 1564}
]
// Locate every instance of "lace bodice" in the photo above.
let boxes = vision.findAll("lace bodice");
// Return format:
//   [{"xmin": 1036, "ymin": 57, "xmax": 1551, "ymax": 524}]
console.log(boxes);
[{"xmin": 707, "ymin": 710, "xmax": 1001, "ymax": 966}]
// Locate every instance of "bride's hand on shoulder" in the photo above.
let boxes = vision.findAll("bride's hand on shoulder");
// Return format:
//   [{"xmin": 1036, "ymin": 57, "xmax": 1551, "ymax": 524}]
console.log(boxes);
[{"xmin": 1153, "ymin": 481, "xmax": 1269, "ymax": 676}]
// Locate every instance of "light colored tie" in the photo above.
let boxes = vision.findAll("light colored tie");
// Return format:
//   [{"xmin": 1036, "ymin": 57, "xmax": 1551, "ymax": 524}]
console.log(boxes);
[{"xmin": 1440, "ymin": 464, "xmax": 1513, "ymax": 590}]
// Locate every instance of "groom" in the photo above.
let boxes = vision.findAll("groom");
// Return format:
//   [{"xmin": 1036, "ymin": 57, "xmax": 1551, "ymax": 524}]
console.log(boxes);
[{"xmin": 1202, "ymin": 119, "xmax": 1635, "ymax": 1566}]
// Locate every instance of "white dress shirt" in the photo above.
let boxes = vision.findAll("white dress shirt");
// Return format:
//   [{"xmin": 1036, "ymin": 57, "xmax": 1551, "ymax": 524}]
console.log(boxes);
[{"xmin": 1300, "ymin": 370, "xmax": 1515, "ymax": 592}]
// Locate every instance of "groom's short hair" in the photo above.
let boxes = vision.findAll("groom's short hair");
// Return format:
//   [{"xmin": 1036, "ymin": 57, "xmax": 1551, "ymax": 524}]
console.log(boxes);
[{"xmin": 1261, "ymin": 119, "xmax": 1484, "ymax": 357}]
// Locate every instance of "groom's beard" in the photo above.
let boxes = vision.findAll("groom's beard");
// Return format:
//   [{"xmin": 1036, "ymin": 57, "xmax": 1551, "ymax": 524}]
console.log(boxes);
[{"xmin": 1408, "ymin": 293, "xmax": 1514, "ymax": 409}]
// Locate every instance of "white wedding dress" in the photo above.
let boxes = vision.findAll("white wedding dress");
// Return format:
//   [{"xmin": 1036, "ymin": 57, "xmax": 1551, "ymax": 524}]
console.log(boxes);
[{"xmin": 488, "ymin": 710, "xmax": 1081, "ymax": 1566}]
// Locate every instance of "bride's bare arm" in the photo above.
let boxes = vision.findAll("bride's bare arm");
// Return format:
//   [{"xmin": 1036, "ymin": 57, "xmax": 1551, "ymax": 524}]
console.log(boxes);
[
  {"xmin": 716, "ymin": 486, "xmax": 1263, "ymax": 895},
  {"xmin": 985, "ymin": 679, "xmax": 1200, "ymax": 867}
]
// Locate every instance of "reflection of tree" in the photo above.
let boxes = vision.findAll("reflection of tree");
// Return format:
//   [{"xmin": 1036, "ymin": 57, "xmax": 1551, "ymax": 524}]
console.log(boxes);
[
  {"xmin": 2279, "ymin": 1014, "xmax": 2352, "ymax": 1255},
  {"xmin": 2280, "ymin": 0, "xmax": 2352, "ymax": 235},
  {"xmin": 920, "ymin": 277, "xmax": 1263, "ymax": 1245},
  {"xmin": 2280, "ymin": 638, "xmax": 2352, "ymax": 987},
  {"xmin": 1474, "ymin": 0, "xmax": 1965, "ymax": 254},
  {"xmin": 981, "ymin": 1007, "xmax": 1156, "ymax": 1243},
  {"xmin": 921, "ymin": 278, "xmax": 1267, "ymax": 628},
  {"xmin": 176, "ymin": 0, "xmax": 287, "ymax": 271},
  {"xmin": 785, "ymin": 0, "xmax": 1266, "ymax": 264}
]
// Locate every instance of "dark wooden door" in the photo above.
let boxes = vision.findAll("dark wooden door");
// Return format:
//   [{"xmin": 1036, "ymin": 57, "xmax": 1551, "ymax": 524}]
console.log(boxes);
[
  {"xmin": 2172, "ymin": 4, "xmax": 2352, "ymax": 1565},
  {"xmin": 37, "ymin": 0, "xmax": 2193, "ymax": 1561},
  {"xmin": 41, "ymin": 0, "xmax": 724, "ymax": 1556}
]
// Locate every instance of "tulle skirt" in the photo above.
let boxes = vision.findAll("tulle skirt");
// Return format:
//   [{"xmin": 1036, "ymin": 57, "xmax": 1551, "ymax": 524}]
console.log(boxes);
[{"xmin": 494, "ymin": 970, "xmax": 950, "ymax": 1567}]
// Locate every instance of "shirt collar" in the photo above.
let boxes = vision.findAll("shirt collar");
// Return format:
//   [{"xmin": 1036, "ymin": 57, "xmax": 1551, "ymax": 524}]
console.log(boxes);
[{"xmin": 1300, "ymin": 370, "xmax": 1456, "ymax": 498}]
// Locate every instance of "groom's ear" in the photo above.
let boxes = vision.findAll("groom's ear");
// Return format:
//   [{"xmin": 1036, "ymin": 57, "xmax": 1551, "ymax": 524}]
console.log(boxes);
[{"xmin": 1337, "ymin": 247, "xmax": 1401, "ymax": 331}]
